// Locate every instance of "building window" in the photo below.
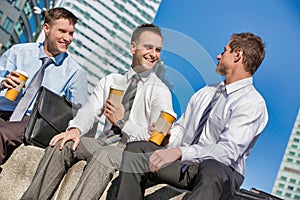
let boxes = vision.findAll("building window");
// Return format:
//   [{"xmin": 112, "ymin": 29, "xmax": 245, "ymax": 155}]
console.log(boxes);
[
  {"xmin": 285, "ymin": 193, "xmax": 291, "ymax": 198},
  {"xmin": 278, "ymin": 183, "xmax": 285, "ymax": 188},
  {"xmin": 23, "ymin": 2, "xmax": 33, "ymax": 18},
  {"xmin": 288, "ymin": 185, "xmax": 294, "ymax": 190},
  {"xmin": 289, "ymin": 151, "xmax": 296, "ymax": 156},
  {"xmin": 0, "ymin": 11, "xmax": 2, "ymax": 20},
  {"xmin": 297, "ymin": 188, "xmax": 300, "ymax": 193},
  {"xmin": 281, "ymin": 176, "xmax": 287, "ymax": 181},
  {"xmin": 14, "ymin": 18, "xmax": 25, "ymax": 36},
  {"xmin": 287, "ymin": 158, "xmax": 293, "ymax": 163},
  {"xmin": 292, "ymin": 144, "xmax": 298, "ymax": 149},
  {"xmin": 296, "ymin": 131, "xmax": 300, "ymax": 136},
  {"xmin": 84, "ymin": 12, "xmax": 91, "ymax": 20},
  {"xmin": 2, "ymin": 17, "xmax": 14, "ymax": 33},
  {"xmin": 12, "ymin": 0, "xmax": 22, "ymax": 9},
  {"xmin": 295, "ymin": 195, "xmax": 300, "ymax": 200},
  {"xmin": 290, "ymin": 178, "xmax": 296, "ymax": 183},
  {"xmin": 294, "ymin": 138, "xmax": 300, "ymax": 143},
  {"xmin": 276, "ymin": 190, "xmax": 282, "ymax": 195}
]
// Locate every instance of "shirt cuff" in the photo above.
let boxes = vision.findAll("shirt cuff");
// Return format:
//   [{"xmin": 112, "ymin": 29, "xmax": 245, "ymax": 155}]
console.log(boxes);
[{"xmin": 179, "ymin": 146, "xmax": 198, "ymax": 162}]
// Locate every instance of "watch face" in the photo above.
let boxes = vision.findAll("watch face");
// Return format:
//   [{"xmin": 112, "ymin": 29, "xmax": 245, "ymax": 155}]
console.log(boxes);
[{"xmin": 117, "ymin": 120, "xmax": 125, "ymax": 128}]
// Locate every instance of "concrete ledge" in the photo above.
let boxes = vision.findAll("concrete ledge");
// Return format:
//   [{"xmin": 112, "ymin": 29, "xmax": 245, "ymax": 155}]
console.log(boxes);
[{"xmin": 0, "ymin": 145, "xmax": 188, "ymax": 200}]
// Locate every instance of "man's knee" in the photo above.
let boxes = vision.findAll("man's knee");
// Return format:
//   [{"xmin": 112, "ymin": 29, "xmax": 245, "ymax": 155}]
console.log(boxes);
[
  {"xmin": 45, "ymin": 141, "xmax": 73, "ymax": 159},
  {"xmin": 124, "ymin": 141, "xmax": 149, "ymax": 153},
  {"xmin": 198, "ymin": 159, "xmax": 227, "ymax": 181}
]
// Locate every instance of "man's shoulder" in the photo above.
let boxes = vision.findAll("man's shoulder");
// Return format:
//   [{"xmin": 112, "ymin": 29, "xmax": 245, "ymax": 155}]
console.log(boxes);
[
  {"xmin": 63, "ymin": 54, "xmax": 82, "ymax": 70},
  {"xmin": 9, "ymin": 42, "xmax": 38, "ymax": 51},
  {"xmin": 148, "ymin": 72, "xmax": 169, "ymax": 87}
]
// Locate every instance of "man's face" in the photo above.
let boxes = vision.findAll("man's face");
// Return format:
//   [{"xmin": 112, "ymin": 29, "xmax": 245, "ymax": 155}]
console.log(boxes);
[
  {"xmin": 131, "ymin": 31, "xmax": 162, "ymax": 73},
  {"xmin": 216, "ymin": 42, "xmax": 235, "ymax": 76},
  {"xmin": 44, "ymin": 18, "xmax": 75, "ymax": 57}
]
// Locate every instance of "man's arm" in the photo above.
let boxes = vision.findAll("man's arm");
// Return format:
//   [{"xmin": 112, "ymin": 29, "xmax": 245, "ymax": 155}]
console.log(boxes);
[
  {"xmin": 65, "ymin": 69, "xmax": 89, "ymax": 107},
  {"xmin": 122, "ymin": 83, "xmax": 174, "ymax": 141},
  {"xmin": 68, "ymin": 79, "xmax": 107, "ymax": 136},
  {"xmin": 180, "ymin": 101, "xmax": 268, "ymax": 166}
]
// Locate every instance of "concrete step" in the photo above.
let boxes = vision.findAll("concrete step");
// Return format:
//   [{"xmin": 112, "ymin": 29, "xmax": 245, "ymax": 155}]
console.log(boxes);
[{"xmin": 0, "ymin": 145, "xmax": 188, "ymax": 200}]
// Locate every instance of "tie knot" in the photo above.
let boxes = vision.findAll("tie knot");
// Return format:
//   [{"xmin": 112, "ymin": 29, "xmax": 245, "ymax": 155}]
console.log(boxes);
[
  {"xmin": 217, "ymin": 85, "xmax": 226, "ymax": 94},
  {"xmin": 131, "ymin": 74, "xmax": 140, "ymax": 84},
  {"xmin": 41, "ymin": 57, "xmax": 54, "ymax": 67},
  {"xmin": 132, "ymin": 74, "xmax": 139, "ymax": 81}
]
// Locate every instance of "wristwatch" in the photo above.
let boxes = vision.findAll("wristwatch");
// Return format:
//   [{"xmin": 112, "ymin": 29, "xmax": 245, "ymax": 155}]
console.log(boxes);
[{"xmin": 116, "ymin": 119, "xmax": 125, "ymax": 129}]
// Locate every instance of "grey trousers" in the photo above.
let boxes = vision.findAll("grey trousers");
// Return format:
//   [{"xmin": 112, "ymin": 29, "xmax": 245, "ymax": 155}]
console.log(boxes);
[
  {"xmin": 21, "ymin": 137, "xmax": 124, "ymax": 200},
  {"xmin": 117, "ymin": 141, "xmax": 244, "ymax": 200}
]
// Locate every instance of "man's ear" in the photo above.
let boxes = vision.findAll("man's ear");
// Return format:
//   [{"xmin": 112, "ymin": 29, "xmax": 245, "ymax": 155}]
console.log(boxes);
[
  {"xmin": 234, "ymin": 48, "xmax": 243, "ymax": 63},
  {"xmin": 44, "ymin": 23, "xmax": 50, "ymax": 36},
  {"xmin": 130, "ymin": 41, "xmax": 136, "ymax": 54}
]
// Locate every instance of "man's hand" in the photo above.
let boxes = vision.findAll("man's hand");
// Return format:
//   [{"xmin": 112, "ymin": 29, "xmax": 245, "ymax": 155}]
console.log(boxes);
[
  {"xmin": 148, "ymin": 122, "xmax": 156, "ymax": 136},
  {"xmin": 1, "ymin": 71, "xmax": 22, "ymax": 89},
  {"xmin": 104, "ymin": 99, "xmax": 125, "ymax": 125},
  {"xmin": 149, "ymin": 147, "xmax": 182, "ymax": 172},
  {"xmin": 49, "ymin": 128, "xmax": 81, "ymax": 151},
  {"xmin": 148, "ymin": 122, "xmax": 170, "ymax": 146}
]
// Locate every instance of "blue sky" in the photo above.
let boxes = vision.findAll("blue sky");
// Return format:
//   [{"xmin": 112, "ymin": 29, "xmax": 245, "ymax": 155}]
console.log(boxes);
[{"xmin": 154, "ymin": 0, "xmax": 300, "ymax": 193}]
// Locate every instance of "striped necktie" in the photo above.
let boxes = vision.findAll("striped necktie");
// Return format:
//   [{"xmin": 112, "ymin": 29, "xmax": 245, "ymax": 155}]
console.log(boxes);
[
  {"xmin": 10, "ymin": 57, "xmax": 53, "ymax": 121},
  {"xmin": 110, "ymin": 74, "xmax": 140, "ymax": 135},
  {"xmin": 122, "ymin": 74, "xmax": 140, "ymax": 121},
  {"xmin": 180, "ymin": 84, "xmax": 226, "ymax": 175}
]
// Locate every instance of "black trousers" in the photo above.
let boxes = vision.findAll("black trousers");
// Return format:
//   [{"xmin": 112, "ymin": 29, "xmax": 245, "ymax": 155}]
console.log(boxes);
[{"xmin": 117, "ymin": 141, "xmax": 244, "ymax": 200}]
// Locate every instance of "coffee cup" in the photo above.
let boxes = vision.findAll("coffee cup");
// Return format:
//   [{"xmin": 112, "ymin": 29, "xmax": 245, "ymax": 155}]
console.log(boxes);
[
  {"xmin": 109, "ymin": 85, "xmax": 124, "ymax": 106},
  {"xmin": 149, "ymin": 110, "xmax": 177, "ymax": 146},
  {"xmin": 5, "ymin": 70, "xmax": 28, "ymax": 101}
]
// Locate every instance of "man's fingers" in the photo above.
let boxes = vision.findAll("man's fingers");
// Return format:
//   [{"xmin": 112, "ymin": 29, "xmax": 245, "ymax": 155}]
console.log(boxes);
[
  {"xmin": 50, "ymin": 134, "xmax": 63, "ymax": 146},
  {"xmin": 72, "ymin": 138, "xmax": 80, "ymax": 151},
  {"xmin": 59, "ymin": 138, "xmax": 67, "ymax": 150}
]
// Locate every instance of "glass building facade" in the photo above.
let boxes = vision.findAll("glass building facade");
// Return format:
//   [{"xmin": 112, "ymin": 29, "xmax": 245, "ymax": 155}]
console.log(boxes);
[
  {"xmin": 51, "ymin": 0, "xmax": 162, "ymax": 94},
  {"xmin": 272, "ymin": 109, "xmax": 300, "ymax": 200},
  {"xmin": 0, "ymin": 0, "xmax": 55, "ymax": 54}
]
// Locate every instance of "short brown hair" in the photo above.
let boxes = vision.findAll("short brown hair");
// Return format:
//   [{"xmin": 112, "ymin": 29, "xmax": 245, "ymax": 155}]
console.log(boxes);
[
  {"xmin": 131, "ymin": 23, "xmax": 162, "ymax": 42},
  {"xmin": 229, "ymin": 32, "xmax": 265, "ymax": 75},
  {"xmin": 44, "ymin": 7, "xmax": 78, "ymax": 25}
]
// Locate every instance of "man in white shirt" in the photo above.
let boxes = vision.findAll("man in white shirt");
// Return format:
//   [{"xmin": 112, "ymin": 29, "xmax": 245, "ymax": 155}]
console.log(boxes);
[
  {"xmin": 22, "ymin": 24, "xmax": 173, "ymax": 200},
  {"xmin": 116, "ymin": 32, "xmax": 268, "ymax": 200}
]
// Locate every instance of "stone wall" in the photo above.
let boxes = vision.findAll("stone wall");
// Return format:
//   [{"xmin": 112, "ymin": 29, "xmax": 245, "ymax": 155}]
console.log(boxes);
[{"xmin": 0, "ymin": 145, "xmax": 188, "ymax": 200}]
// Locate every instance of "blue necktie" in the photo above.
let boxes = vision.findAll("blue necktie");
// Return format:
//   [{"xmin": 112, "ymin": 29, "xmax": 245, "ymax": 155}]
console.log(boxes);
[
  {"xmin": 180, "ymin": 85, "xmax": 226, "ymax": 175},
  {"xmin": 10, "ymin": 57, "xmax": 53, "ymax": 121}
]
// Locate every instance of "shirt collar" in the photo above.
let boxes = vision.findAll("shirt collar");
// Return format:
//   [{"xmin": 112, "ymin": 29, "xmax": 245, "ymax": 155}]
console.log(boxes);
[
  {"xmin": 224, "ymin": 77, "xmax": 253, "ymax": 95},
  {"xmin": 126, "ymin": 67, "xmax": 153, "ymax": 83},
  {"xmin": 38, "ymin": 42, "xmax": 67, "ymax": 66}
]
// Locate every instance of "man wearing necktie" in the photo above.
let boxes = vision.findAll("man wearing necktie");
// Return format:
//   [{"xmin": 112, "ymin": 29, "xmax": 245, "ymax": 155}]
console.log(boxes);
[
  {"xmin": 0, "ymin": 8, "xmax": 88, "ymax": 170},
  {"xmin": 116, "ymin": 32, "xmax": 269, "ymax": 200},
  {"xmin": 22, "ymin": 24, "xmax": 174, "ymax": 200}
]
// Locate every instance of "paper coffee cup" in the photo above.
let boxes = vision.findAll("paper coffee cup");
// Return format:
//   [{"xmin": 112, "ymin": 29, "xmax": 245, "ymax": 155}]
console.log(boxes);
[
  {"xmin": 109, "ymin": 85, "xmax": 124, "ymax": 106},
  {"xmin": 5, "ymin": 70, "xmax": 28, "ymax": 101},
  {"xmin": 149, "ymin": 110, "xmax": 177, "ymax": 146}
]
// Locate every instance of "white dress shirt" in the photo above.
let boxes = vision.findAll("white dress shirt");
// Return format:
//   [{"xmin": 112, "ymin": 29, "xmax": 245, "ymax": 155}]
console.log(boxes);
[
  {"xmin": 169, "ymin": 77, "xmax": 268, "ymax": 175},
  {"xmin": 68, "ymin": 68, "xmax": 173, "ymax": 142}
]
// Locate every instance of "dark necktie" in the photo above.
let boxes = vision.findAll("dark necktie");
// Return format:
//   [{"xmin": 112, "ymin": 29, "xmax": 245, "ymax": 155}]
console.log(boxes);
[
  {"xmin": 10, "ymin": 57, "xmax": 53, "ymax": 121},
  {"xmin": 122, "ymin": 74, "xmax": 139, "ymax": 121},
  {"xmin": 180, "ymin": 84, "xmax": 226, "ymax": 175}
]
